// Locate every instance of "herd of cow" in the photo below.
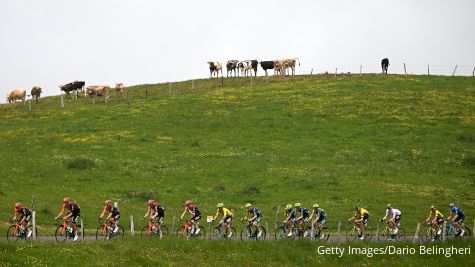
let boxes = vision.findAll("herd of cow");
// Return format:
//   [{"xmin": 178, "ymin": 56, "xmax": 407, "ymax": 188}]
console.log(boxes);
[
  {"xmin": 208, "ymin": 58, "xmax": 301, "ymax": 78},
  {"xmin": 5, "ymin": 82, "xmax": 126, "ymax": 104}
]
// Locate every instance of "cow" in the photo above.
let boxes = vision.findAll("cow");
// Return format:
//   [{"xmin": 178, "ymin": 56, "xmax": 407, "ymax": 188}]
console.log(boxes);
[
  {"xmin": 226, "ymin": 60, "xmax": 239, "ymax": 77},
  {"xmin": 260, "ymin": 61, "xmax": 275, "ymax": 76},
  {"xmin": 274, "ymin": 59, "xmax": 286, "ymax": 76},
  {"xmin": 250, "ymin": 59, "xmax": 258, "ymax": 76},
  {"xmin": 115, "ymin": 83, "xmax": 125, "ymax": 98},
  {"xmin": 86, "ymin": 85, "xmax": 110, "ymax": 103},
  {"xmin": 59, "ymin": 81, "xmax": 85, "ymax": 98},
  {"xmin": 381, "ymin": 58, "xmax": 389, "ymax": 74},
  {"xmin": 7, "ymin": 88, "xmax": 26, "ymax": 104},
  {"xmin": 207, "ymin": 61, "xmax": 222, "ymax": 78},
  {"xmin": 239, "ymin": 61, "xmax": 254, "ymax": 77},
  {"xmin": 30, "ymin": 86, "xmax": 42, "ymax": 102},
  {"xmin": 283, "ymin": 58, "xmax": 300, "ymax": 75}
]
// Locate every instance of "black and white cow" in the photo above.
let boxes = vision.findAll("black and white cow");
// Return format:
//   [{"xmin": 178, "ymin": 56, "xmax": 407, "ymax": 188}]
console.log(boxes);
[
  {"xmin": 226, "ymin": 60, "xmax": 239, "ymax": 77},
  {"xmin": 208, "ymin": 61, "xmax": 223, "ymax": 78},
  {"xmin": 260, "ymin": 61, "xmax": 275, "ymax": 76},
  {"xmin": 59, "ymin": 81, "xmax": 85, "ymax": 98}
]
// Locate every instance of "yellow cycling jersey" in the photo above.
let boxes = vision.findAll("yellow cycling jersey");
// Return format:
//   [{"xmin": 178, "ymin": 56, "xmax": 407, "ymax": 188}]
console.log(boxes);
[
  {"xmin": 359, "ymin": 208, "xmax": 369, "ymax": 217},
  {"xmin": 214, "ymin": 208, "xmax": 233, "ymax": 220},
  {"xmin": 428, "ymin": 209, "xmax": 443, "ymax": 219}
]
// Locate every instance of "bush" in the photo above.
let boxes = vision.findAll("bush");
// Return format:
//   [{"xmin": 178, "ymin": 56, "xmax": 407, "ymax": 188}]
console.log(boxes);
[{"xmin": 64, "ymin": 156, "xmax": 95, "ymax": 170}]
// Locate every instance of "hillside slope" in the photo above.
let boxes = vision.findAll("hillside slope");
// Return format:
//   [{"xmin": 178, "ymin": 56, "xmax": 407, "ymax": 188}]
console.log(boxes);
[{"xmin": 0, "ymin": 74, "xmax": 474, "ymax": 233}]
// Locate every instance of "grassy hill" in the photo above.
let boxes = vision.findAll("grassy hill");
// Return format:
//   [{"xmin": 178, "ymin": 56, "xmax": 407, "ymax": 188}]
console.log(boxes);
[{"xmin": 0, "ymin": 74, "xmax": 474, "ymax": 236}]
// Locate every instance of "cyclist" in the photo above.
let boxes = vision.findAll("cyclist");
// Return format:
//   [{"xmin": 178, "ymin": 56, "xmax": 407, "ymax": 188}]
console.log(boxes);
[
  {"xmin": 99, "ymin": 200, "xmax": 120, "ymax": 233},
  {"xmin": 449, "ymin": 203, "xmax": 465, "ymax": 236},
  {"xmin": 213, "ymin": 203, "xmax": 234, "ymax": 238},
  {"xmin": 12, "ymin": 202, "xmax": 33, "ymax": 237},
  {"xmin": 348, "ymin": 206, "xmax": 369, "ymax": 240},
  {"xmin": 381, "ymin": 204, "xmax": 402, "ymax": 240},
  {"xmin": 143, "ymin": 199, "xmax": 165, "ymax": 234},
  {"xmin": 55, "ymin": 197, "xmax": 81, "ymax": 241},
  {"xmin": 180, "ymin": 200, "xmax": 201, "ymax": 235},
  {"xmin": 242, "ymin": 203, "xmax": 263, "ymax": 238},
  {"xmin": 283, "ymin": 204, "xmax": 297, "ymax": 237},
  {"xmin": 425, "ymin": 205, "xmax": 443, "ymax": 240},
  {"xmin": 294, "ymin": 203, "xmax": 311, "ymax": 237},
  {"xmin": 309, "ymin": 204, "xmax": 327, "ymax": 239}
]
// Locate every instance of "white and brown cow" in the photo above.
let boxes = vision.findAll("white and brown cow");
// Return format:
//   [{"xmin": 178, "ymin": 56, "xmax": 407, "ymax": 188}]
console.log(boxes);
[
  {"xmin": 7, "ymin": 88, "xmax": 26, "ymax": 104},
  {"xmin": 273, "ymin": 59, "xmax": 286, "ymax": 76},
  {"xmin": 31, "ymin": 86, "xmax": 42, "ymax": 102},
  {"xmin": 283, "ymin": 58, "xmax": 300, "ymax": 75},
  {"xmin": 115, "ymin": 83, "xmax": 125, "ymax": 98},
  {"xmin": 226, "ymin": 60, "xmax": 239, "ymax": 77},
  {"xmin": 207, "ymin": 61, "xmax": 222, "ymax": 78},
  {"xmin": 86, "ymin": 85, "xmax": 110, "ymax": 103}
]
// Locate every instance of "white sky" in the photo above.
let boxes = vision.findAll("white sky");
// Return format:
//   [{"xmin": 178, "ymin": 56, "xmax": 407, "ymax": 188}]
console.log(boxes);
[{"xmin": 1, "ymin": 0, "xmax": 474, "ymax": 102}]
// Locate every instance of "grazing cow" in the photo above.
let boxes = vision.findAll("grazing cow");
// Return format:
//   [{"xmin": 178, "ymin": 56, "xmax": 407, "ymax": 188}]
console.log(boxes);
[
  {"xmin": 381, "ymin": 58, "xmax": 389, "ymax": 74},
  {"xmin": 226, "ymin": 60, "xmax": 239, "ymax": 77},
  {"xmin": 115, "ymin": 83, "xmax": 125, "ymax": 98},
  {"xmin": 86, "ymin": 85, "xmax": 110, "ymax": 103},
  {"xmin": 7, "ymin": 88, "xmax": 26, "ymax": 104},
  {"xmin": 59, "ymin": 81, "xmax": 85, "ymax": 98},
  {"xmin": 283, "ymin": 58, "xmax": 300, "ymax": 75},
  {"xmin": 250, "ymin": 60, "xmax": 258, "ymax": 76},
  {"xmin": 260, "ymin": 61, "xmax": 275, "ymax": 76},
  {"xmin": 30, "ymin": 86, "xmax": 42, "ymax": 102},
  {"xmin": 239, "ymin": 61, "xmax": 254, "ymax": 77},
  {"xmin": 274, "ymin": 59, "xmax": 286, "ymax": 76},
  {"xmin": 207, "ymin": 61, "xmax": 223, "ymax": 78}
]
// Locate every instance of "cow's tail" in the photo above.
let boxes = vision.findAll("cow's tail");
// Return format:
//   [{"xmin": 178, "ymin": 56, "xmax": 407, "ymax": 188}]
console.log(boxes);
[{"xmin": 295, "ymin": 58, "xmax": 301, "ymax": 66}]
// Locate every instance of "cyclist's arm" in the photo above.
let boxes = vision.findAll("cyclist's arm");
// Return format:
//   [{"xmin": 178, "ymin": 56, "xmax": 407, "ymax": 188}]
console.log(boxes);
[
  {"xmin": 99, "ymin": 206, "xmax": 108, "ymax": 220},
  {"xmin": 382, "ymin": 213, "xmax": 388, "ymax": 221},
  {"xmin": 143, "ymin": 207, "xmax": 151, "ymax": 219},
  {"xmin": 55, "ymin": 205, "xmax": 67, "ymax": 219},
  {"xmin": 180, "ymin": 208, "xmax": 187, "ymax": 220},
  {"xmin": 151, "ymin": 211, "xmax": 158, "ymax": 219},
  {"xmin": 213, "ymin": 209, "xmax": 220, "ymax": 221},
  {"xmin": 12, "ymin": 209, "xmax": 20, "ymax": 220},
  {"xmin": 249, "ymin": 214, "xmax": 257, "ymax": 221}
]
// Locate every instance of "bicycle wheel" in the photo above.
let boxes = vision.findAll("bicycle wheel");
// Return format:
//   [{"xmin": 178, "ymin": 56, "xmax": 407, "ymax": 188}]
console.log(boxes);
[
  {"xmin": 176, "ymin": 226, "xmax": 189, "ymax": 238},
  {"xmin": 275, "ymin": 226, "xmax": 290, "ymax": 240},
  {"xmin": 315, "ymin": 227, "xmax": 330, "ymax": 241},
  {"xmin": 396, "ymin": 228, "xmax": 405, "ymax": 241},
  {"xmin": 160, "ymin": 225, "xmax": 169, "ymax": 237},
  {"xmin": 96, "ymin": 225, "xmax": 108, "ymax": 241},
  {"xmin": 142, "ymin": 225, "xmax": 161, "ymax": 238},
  {"xmin": 115, "ymin": 225, "xmax": 125, "ymax": 238},
  {"xmin": 194, "ymin": 226, "xmax": 206, "ymax": 238},
  {"xmin": 420, "ymin": 227, "xmax": 432, "ymax": 242},
  {"xmin": 461, "ymin": 226, "xmax": 472, "ymax": 239},
  {"xmin": 345, "ymin": 227, "xmax": 358, "ymax": 241},
  {"xmin": 55, "ymin": 225, "xmax": 69, "ymax": 243},
  {"xmin": 211, "ymin": 226, "xmax": 223, "ymax": 239},
  {"xmin": 6, "ymin": 225, "xmax": 19, "ymax": 243},
  {"xmin": 240, "ymin": 226, "xmax": 252, "ymax": 240}
]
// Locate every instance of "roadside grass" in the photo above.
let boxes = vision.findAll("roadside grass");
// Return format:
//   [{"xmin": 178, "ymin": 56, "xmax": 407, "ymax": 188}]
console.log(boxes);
[{"xmin": 0, "ymin": 74, "xmax": 474, "ymax": 238}]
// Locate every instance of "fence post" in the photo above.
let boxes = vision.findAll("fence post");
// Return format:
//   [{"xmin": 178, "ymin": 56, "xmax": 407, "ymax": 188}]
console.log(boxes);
[
  {"xmin": 404, "ymin": 63, "xmax": 407, "ymax": 76},
  {"xmin": 171, "ymin": 216, "xmax": 176, "ymax": 237},
  {"xmin": 334, "ymin": 68, "xmax": 338, "ymax": 78},
  {"xmin": 208, "ymin": 220, "xmax": 211, "ymax": 240},
  {"xmin": 310, "ymin": 68, "xmax": 313, "ymax": 75},
  {"xmin": 472, "ymin": 66, "xmax": 475, "ymax": 77},
  {"xmin": 452, "ymin": 65, "xmax": 458, "ymax": 76},
  {"xmin": 168, "ymin": 82, "xmax": 171, "ymax": 95},
  {"xmin": 145, "ymin": 89, "xmax": 148, "ymax": 98},
  {"xmin": 93, "ymin": 93, "xmax": 96, "ymax": 104},
  {"xmin": 413, "ymin": 223, "xmax": 420, "ymax": 244},
  {"xmin": 275, "ymin": 207, "xmax": 279, "ymax": 231},
  {"xmin": 427, "ymin": 65, "xmax": 430, "ymax": 76},
  {"xmin": 250, "ymin": 76, "xmax": 253, "ymax": 87},
  {"xmin": 28, "ymin": 99, "xmax": 31, "ymax": 112},
  {"xmin": 192, "ymin": 80, "xmax": 195, "ymax": 94},
  {"xmin": 80, "ymin": 219, "xmax": 84, "ymax": 241},
  {"xmin": 472, "ymin": 219, "xmax": 475, "ymax": 239},
  {"xmin": 376, "ymin": 223, "xmax": 380, "ymax": 241},
  {"xmin": 310, "ymin": 220, "xmax": 315, "ymax": 241},
  {"xmin": 221, "ymin": 76, "xmax": 224, "ymax": 89},
  {"xmin": 130, "ymin": 215, "xmax": 135, "ymax": 236},
  {"xmin": 31, "ymin": 196, "xmax": 35, "ymax": 211},
  {"xmin": 337, "ymin": 221, "xmax": 342, "ymax": 243},
  {"xmin": 442, "ymin": 220, "xmax": 447, "ymax": 242},
  {"xmin": 360, "ymin": 65, "xmax": 362, "ymax": 75},
  {"xmin": 32, "ymin": 211, "xmax": 37, "ymax": 240},
  {"xmin": 265, "ymin": 221, "xmax": 269, "ymax": 239},
  {"xmin": 60, "ymin": 94, "xmax": 64, "ymax": 108}
]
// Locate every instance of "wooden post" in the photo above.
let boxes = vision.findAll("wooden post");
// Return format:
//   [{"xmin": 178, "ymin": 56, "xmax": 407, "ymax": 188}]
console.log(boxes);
[
  {"xmin": 265, "ymin": 221, "xmax": 269, "ymax": 239},
  {"xmin": 93, "ymin": 93, "xmax": 96, "ymax": 104},
  {"xmin": 60, "ymin": 94, "xmax": 64, "ymax": 108},
  {"xmin": 442, "ymin": 220, "xmax": 447, "ymax": 242},
  {"xmin": 221, "ymin": 76, "xmax": 224, "ymax": 89},
  {"xmin": 192, "ymin": 80, "xmax": 195, "ymax": 94},
  {"xmin": 472, "ymin": 219, "xmax": 475, "ymax": 239},
  {"xmin": 28, "ymin": 99, "xmax": 31, "ymax": 112},
  {"xmin": 337, "ymin": 221, "xmax": 342, "ymax": 243},
  {"xmin": 275, "ymin": 207, "xmax": 279, "ymax": 231},
  {"xmin": 32, "ymin": 211, "xmax": 37, "ymax": 240},
  {"xmin": 427, "ymin": 65, "xmax": 430, "ymax": 76},
  {"xmin": 310, "ymin": 221, "xmax": 315, "ymax": 240},
  {"xmin": 31, "ymin": 196, "xmax": 35, "ymax": 211},
  {"xmin": 310, "ymin": 68, "xmax": 313, "ymax": 75},
  {"xmin": 376, "ymin": 223, "xmax": 380, "ymax": 240},
  {"xmin": 472, "ymin": 66, "xmax": 475, "ymax": 76},
  {"xmin": 208, "ymin": 220, "xmax": 211, "ymax": 240},
  {"xmin": 171, "ymin": 216, "xmax": 176, "ymax": 236},
  {"xmin": 452, "ymin": 65, "xmax": 458, "ymax": 76},
  {"xmin": 360, "ymin": 65, "xmax": 362, "ymax": 75},
  {"xmin": 80, "ymin": 219, "xmax": 84, "ymax": 241},
  {"xmin": 168, "ymin": 82, "xmax": 171, "ymax": 95},
  {"xmin": 130, "ymin": 215, "xmax": 135, "ymax": 236},
  {"xmin": 413, "ymin": 223, "xmax": 420, "ymax": 243},
  {"xmin": 334, "ymin": 68, "xmax": 338, "ymax": 78},
  {"xmin": 145, "ymin": 89, "xmax": 148, "ymax": 98},
  {"xmin": 404, "ymin": 63, "xmax": 407, "ymax": 76},
  {"xmin": 250, "ymin": 76, "xmax": 253, "ymax": 87}
]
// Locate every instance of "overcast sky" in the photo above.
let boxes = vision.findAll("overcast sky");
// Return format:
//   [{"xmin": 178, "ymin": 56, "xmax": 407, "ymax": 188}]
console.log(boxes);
[{"xmin": 1, "ymin": 0, "xmax": 474, "ymax": 103}]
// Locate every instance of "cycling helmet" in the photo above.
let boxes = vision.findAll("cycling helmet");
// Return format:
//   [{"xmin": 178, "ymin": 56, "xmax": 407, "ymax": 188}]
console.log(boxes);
[
  {"xmin": 294, "ymin": 203, "xmax": 301, "ymax": 208},
  {"xmin": 244, "ymin": 203, "xmax": 252, "ymax": 208},
  {"xmin": 217, "ymin": 203, "xmax": 224, "ymax": 208},
  {"xmin": 449, "ymin": 203, "xmax": 455, "ymax": 208},
  {"xmin": 15, "ymin": 202, "xmax": 22, "ymax": 209},
  {"xmin": 185, "ymin": 200, "xmax": 192, "ymax": 206},
  {"xmin": 63, "ymin": 197, "xmax": 70, "ymax": 204},
  {"xmin": 147, "ymin": 199, "xmax": 155, "ymax": 206},
  {"xmin": 285, "ymin": 204, "xmax": 293, "ymax": 210},
  {"xmin": 430, "ymin": 205, "xmax": 435, "ymax": 210},
  {"xmin": 387, "ymin": 204, "xmax": 392, "ymax": 208},
  {"xmin": 313, "ymin": 204, "xmax": 319, "ymax": 208},
  {"xmin": 105, "ymin": 200, "xmax": 112, "ymax": 206}
]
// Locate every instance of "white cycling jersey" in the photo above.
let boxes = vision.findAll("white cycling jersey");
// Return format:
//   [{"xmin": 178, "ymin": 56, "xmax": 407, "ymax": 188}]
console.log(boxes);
[{"xmin": 386, "ymin": 208, "xmax": 401, "ymax": 217}]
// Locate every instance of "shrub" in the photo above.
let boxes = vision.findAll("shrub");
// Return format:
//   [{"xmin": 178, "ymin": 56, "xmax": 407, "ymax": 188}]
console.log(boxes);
[{"xmin": 64, "ymin": 156, "xmax": 95, "ymax": 170}]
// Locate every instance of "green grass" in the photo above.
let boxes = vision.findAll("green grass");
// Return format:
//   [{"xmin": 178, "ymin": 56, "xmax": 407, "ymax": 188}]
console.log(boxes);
[
  {"xmin": 0, "ymin": 239, "xmax": 473, "ymax": 266},
  {"xmin": 0, "ymin": 74, "xmax": 474, "ymax": 264}
]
